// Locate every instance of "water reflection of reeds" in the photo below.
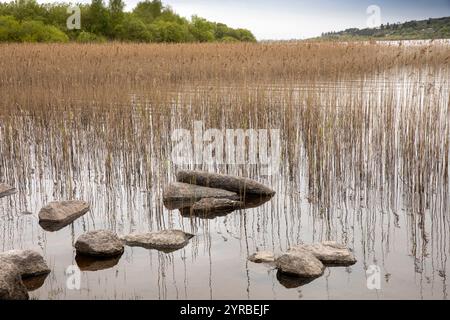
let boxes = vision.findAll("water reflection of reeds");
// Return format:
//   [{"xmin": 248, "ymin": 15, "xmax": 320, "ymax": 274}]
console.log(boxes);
[{"xmin": 0, "ymin": 43, "xmax": 448, "ymax": 299}]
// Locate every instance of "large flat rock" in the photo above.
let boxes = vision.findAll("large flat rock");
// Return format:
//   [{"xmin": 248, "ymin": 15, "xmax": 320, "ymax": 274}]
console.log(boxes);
[
  {"xmin": 176, "ymin": 170, "xmax": 275, "ymax": 196},
  {"xmin": 0, "ymin": 250, "xmax": 50, "ymax": 278},
  {"xmin": 121, "ymin": 230, "xmax": 194, "ymax": 253},
  {"xmin": 38, "ymin": 200, "xmax": 90, "ymax": 231},
  {"xmin": 0, "ymin": 183, "xmax": 16, "ymax": 198},
  {"xmin": 289, "ymin": 241, "xmax": 356, "ymax": 266},
  {"xmin": 0, "ymin": 260, "xmax": 29, "ymax": 300},
  {"xmin": 163, "ymin": 182, "xmax": 239, "ymax": 209},
  {"xmin": 75, "ymin": 230, "xmax": 124, "ymax": 257},
  {"xmin": 276, "ymin": 251, "xmax": 325, "ymax": 278}
]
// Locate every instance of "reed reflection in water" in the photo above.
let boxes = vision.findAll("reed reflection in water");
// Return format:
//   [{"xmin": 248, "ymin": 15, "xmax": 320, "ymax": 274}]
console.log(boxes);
[{"xmin": 0, "ymin": 65, "xmax": 448, "ymax": 299}]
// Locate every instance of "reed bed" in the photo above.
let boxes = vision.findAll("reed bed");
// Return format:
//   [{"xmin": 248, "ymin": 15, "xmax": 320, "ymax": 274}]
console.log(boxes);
[
  {"xmin": 0, "ymin": 42, "xmax": 448, "ymax": 109},
  {"xmin": 0, "ymin": 42, "xmax": 448, "ymax": 200},
  {"xmin": 0, "ymin": 42, "xmax": 449, "ymax": 298}
]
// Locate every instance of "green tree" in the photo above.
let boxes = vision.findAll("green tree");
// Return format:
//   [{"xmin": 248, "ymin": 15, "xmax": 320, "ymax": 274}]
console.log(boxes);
[
  {"xmin": 157, "ymin": 6, "xmax": 186, "ymax": 24},
  {"xmin": 43, "ymin": 3, "xmax": 70, "ymax": 30},
  {"xmin": 0, "ymin": 15, "xmax": 21, "ymax": 41},
  {"xmin": 0, "ymin": 0, "xmax": 257, "ymax": 43},
  {"xmin": 132, "ymin": 0, "xmax": 162, "ymax": 23},
  {"xmin": 235, "ymin": 28, "xmax": 256, "ymax": 42},
  {"xmin": 220, "ymin": 35, "xmax": 239, "ymax": 42},
  {"xmin": 86, "ymin": 0, "xmax": 110, "ymax": 36},
  {"xmin": 438, "ymin": 25, "xmax": 450, "ymax": 37},
  {"xmin": 115, "ymin": 14, "xmax": 153, "ymax": 42},
  {"xmin": 5, "ymin": 0, "xmax": 46, "ymax": 22},
  {"xmin": 109, "ymin": 0, "xmax": 124, "ymax": 37},
  {"xmin": 189, "ymin": 16, "xmax": 215, "ymax": 42},
  {"xmin": 153, "ymin": 20, "xmax": 191, "ymax": 42},
  {"xmin": 214, "ymin": 23, "xmax": 242, "ymax": 41},
  {"xmin": 19, "ymin": 20, "xmax": 68, "ymax": 42}
]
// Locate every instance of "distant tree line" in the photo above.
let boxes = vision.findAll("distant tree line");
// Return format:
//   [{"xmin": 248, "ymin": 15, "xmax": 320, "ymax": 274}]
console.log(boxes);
[
  {"xmin": 0, "ymin": 0, "xmax": 257, "ymax": 43},
  {"xmin": 321, "ymin": 16, "xmax": 450, "ymax": 40}
]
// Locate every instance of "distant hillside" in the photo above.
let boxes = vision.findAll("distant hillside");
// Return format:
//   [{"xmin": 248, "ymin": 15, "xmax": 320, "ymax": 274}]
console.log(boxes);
[{"xmin": 318, "ymin": 16, "xmax": 450, "ymax": 41}]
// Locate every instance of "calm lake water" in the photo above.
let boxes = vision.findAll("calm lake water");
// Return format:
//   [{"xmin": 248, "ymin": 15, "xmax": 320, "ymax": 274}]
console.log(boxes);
[{"xmin": 0, "ymin": 71, "xmax": 448, "ymax": 299}]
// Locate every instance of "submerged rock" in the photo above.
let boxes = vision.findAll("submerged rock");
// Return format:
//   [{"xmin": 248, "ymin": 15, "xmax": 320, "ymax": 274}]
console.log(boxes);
[
  {"xmin": 0, "ymin": 260, "xmax": 29, "ymax": 300},
  {"xmin": 38, "ymin": 200, "xmax": 90, "ymax": 232},
  {"xmin": 289, "ymin": 241, "xmax": 356, "ymax": 266},
  {"xmin": 0, "ymin": 250, "xmax": 50, "ymax": 278},
  {"xmin": 276, "ymin": 251, "xmax": 325, "ymax": 278},
  {"xmin": 248, "ymin": 251, "xmax": 276, "ymax": 263},
  {"xmin": 163, "ymin": 182, "xmax": 239, "ymax": 209},
  {"xmin": 121, "ymin": 229, "xmax": 194, "ymax": 252},
  {"xmin": 0, "ymin": 183, "xmax": 16, "ymax": 199},
  {"xmin": 75, "ymin": 230, "xmax": 124, "ymax": 257},
  {"xmin": 75, "ymin": 254, "xmax": 122, "ymax": 272},
  {"xmin": 177, "ymin": 170, "xmax": 275, "ymax": 196}
]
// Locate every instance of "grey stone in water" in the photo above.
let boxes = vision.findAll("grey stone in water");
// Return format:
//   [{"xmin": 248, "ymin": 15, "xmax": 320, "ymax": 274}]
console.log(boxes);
[
  {"xmin": 248, "ymin": 251, "xmax": 276, "ymax": 263},
  {"xmin": 121, "ymin": 229, "xmax": 194, "ymax": 253},
  {"xmin": 0, "ymin": 250, "xmax": 50, "ymax": 278},
  {"xmin": 163, "ymin": 182, "xmax": 239, "ymax": 209},
  {"xmin": 0, "ymin": 183, "xmax": 16, "ymax": 198},
  {"xmin": 38, "ymin": 200, "xmax": 90, "ymax": 232},
  {"xmin": 276, "ymin": 251, "xmax": 325, "ymax": 278},
  {"xmin": 0, "ymin": 260, "xmax": 29, "ymax": 300},
  {"xmin": 75, "ymin": 230, "xmax": 124, "ymax": 257},
  {"xmin": 176, "ymin": 170, "xmax": 276, "ymax": 196},
  {"xmin": 289, "ymin": 241, "xmax": 356, "ymax": 266}
]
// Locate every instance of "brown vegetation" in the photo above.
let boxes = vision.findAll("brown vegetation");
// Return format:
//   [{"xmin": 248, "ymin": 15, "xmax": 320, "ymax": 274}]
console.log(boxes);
[
  {"xmin": 0, "ymin": 42, "xmax": 449, "ymax": 297},
  {"xmin": 0, "ymin": 42, "xmax": 448, "ymax": 211}
]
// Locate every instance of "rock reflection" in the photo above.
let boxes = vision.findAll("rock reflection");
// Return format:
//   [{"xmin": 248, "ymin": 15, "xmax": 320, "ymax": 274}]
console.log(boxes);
[
  {"xmin": 276, "ymin": 270, "xmax": 318, "ymax": 289},
  {"xmin": 39, "ymin": 219, "xmax": 79, "ymax": 232},
  {"xmin": 75, "ymin": 253, "xmax": 122, "ymax": 272},
  {"xmin": 179, "ymin": 206, "xmax": 236, "ymax": 219},
  {"xmin": 178, "ymin": 195, "xmax": 274, "ymax": 219},
  {"xmin": 22, "ymin": 273, "xmax": 49, "ymax": 292}
]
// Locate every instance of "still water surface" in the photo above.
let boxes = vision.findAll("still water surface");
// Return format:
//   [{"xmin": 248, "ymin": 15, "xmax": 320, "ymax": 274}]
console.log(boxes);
[{"xmin": 0, "ymin": 74, "xmax": 448, "ymax": 300}]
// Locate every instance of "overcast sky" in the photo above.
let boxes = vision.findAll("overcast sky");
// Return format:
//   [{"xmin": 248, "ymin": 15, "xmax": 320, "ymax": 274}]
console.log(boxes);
[{"xmin": 33, "ymin": 0, "xmax": 450, "ymax": 39}]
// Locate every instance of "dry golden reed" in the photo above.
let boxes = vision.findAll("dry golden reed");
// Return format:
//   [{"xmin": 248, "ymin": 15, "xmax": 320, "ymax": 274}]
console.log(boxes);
[
  {"xmin": 0, "ymin": 42, "xmax": 448, "ymax": 281},
  {"xmin": 0, "ymin": 42, "xmax": 448, "ymax": 214},
  {"xmin": 0, "ymin": 42, "xmax": 448, "ymax": 111}
]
